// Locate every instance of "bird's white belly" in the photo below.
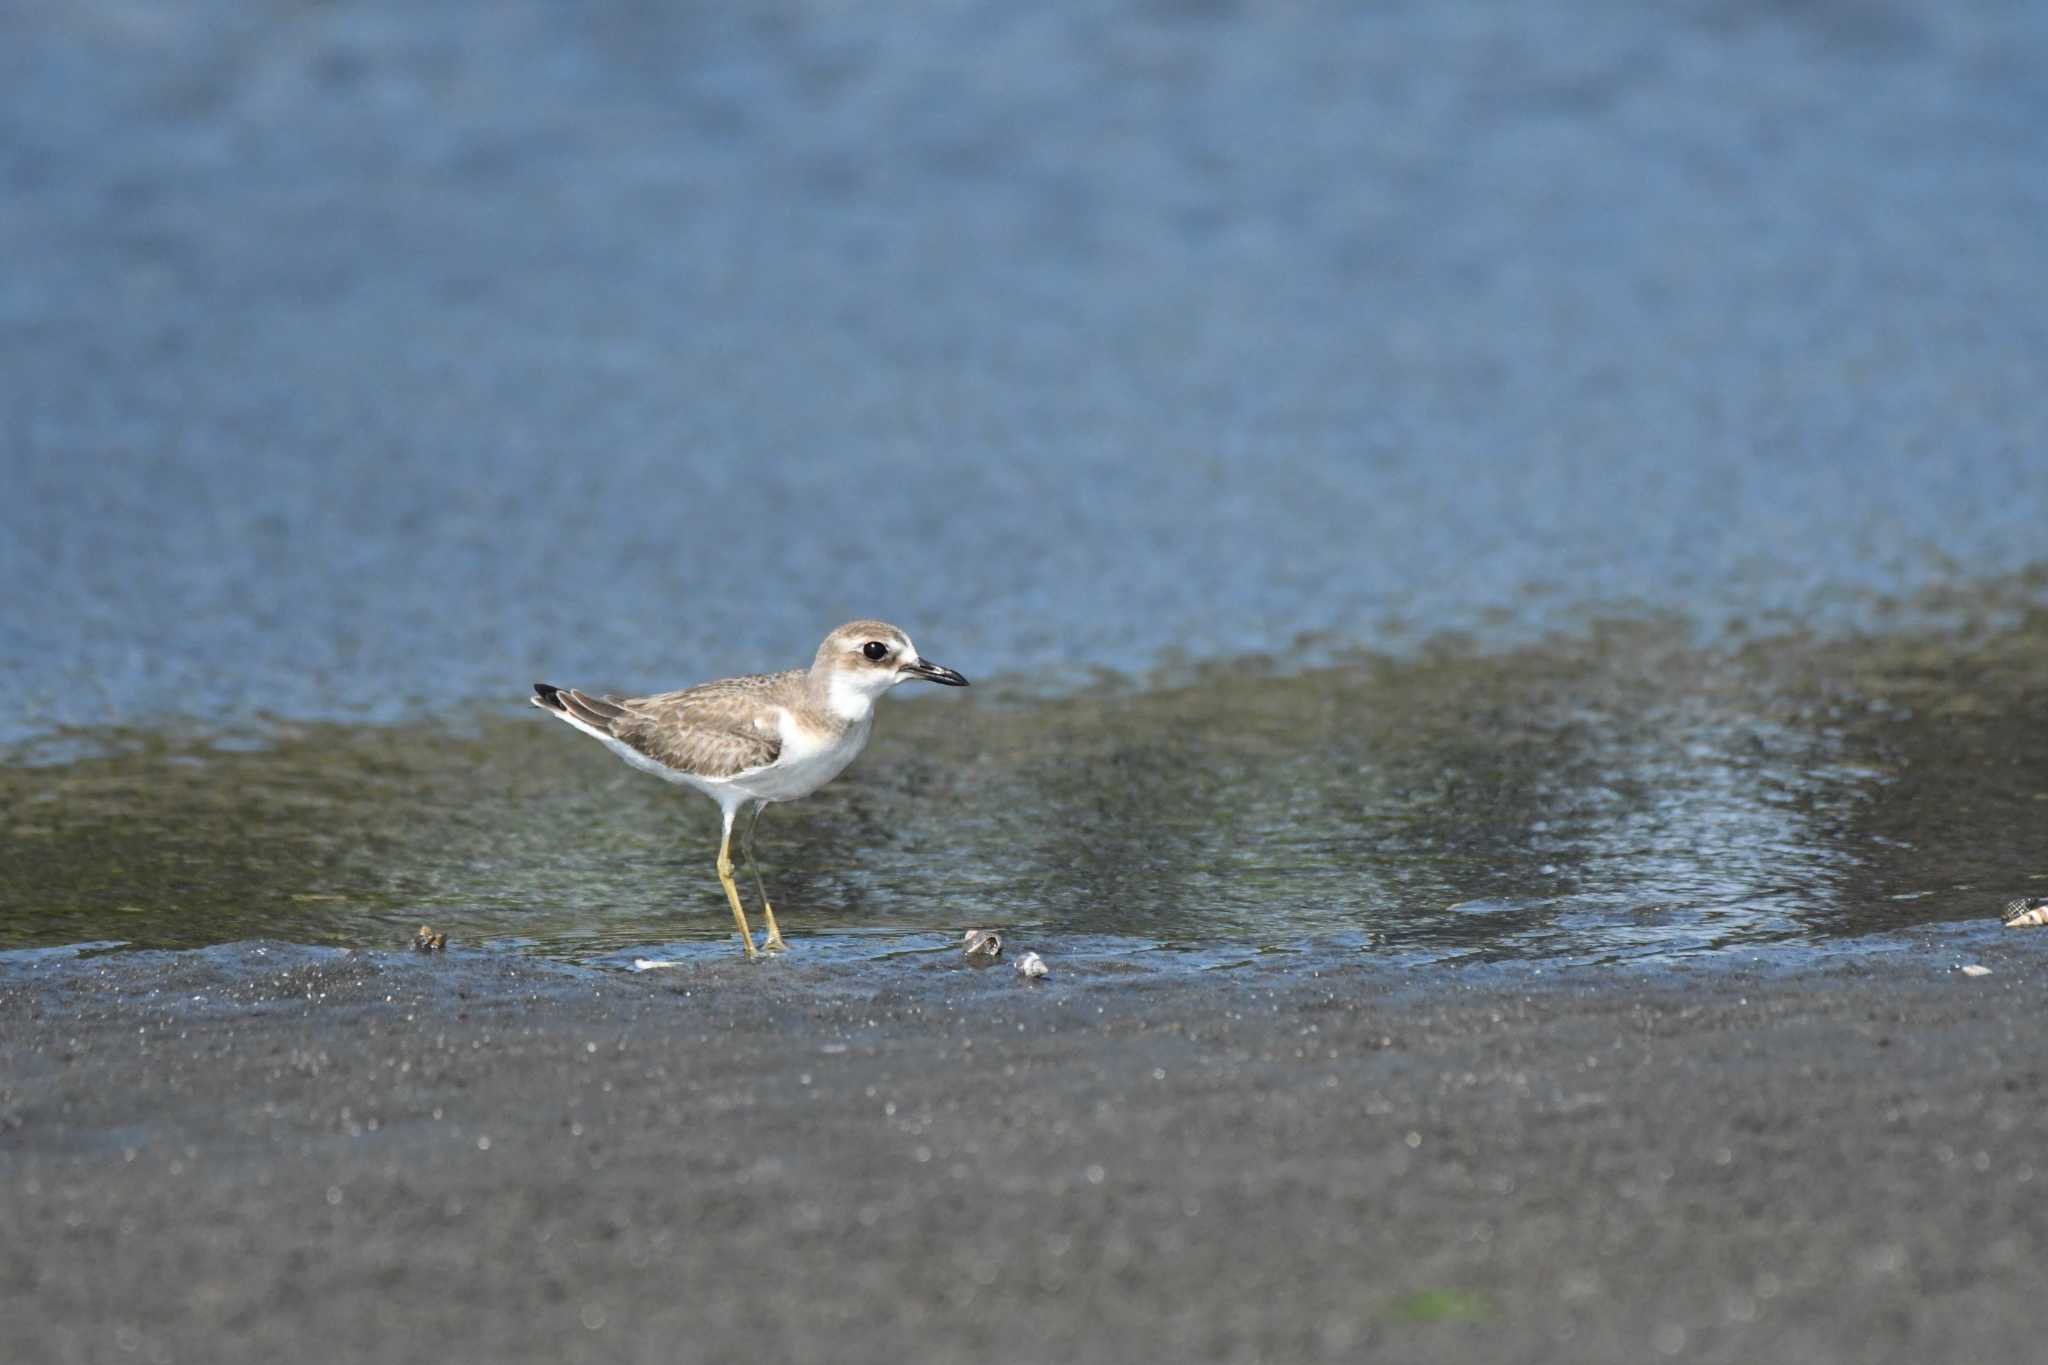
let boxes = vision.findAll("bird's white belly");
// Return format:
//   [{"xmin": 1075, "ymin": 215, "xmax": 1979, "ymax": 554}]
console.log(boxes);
[{"xmin": 731, "ymin": 712, "xmax": 871, "ymax": 803}]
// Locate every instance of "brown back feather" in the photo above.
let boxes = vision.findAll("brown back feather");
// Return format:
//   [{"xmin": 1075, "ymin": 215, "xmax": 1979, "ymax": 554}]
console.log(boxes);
[
  {"xmin": 607, "ymin": 671, "xmax": 799, "ymax": 778},
  {"xmin": 539, "ymin": 670, "xmax": 800, "ymax": 779}
]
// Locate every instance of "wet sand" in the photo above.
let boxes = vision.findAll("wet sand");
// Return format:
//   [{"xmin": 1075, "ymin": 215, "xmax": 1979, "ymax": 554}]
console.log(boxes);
[{"xmin": 5, "ymin": 931, "xmax": 2043, "ymax": 1363}]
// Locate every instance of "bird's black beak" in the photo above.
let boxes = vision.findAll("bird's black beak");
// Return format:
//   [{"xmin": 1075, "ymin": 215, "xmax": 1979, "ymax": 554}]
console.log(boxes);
[{"xmin": 903, "ymin": 658, "xmax": 970, "ymax": 687}]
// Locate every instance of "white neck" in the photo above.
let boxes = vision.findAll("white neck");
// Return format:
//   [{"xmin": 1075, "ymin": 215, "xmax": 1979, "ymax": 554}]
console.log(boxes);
[{"xmin": 822, "ymin": 669, "xmax": 883, "ymax": 723}]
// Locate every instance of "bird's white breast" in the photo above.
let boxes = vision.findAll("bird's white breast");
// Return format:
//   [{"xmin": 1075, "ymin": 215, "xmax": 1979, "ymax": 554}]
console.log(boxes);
[{"xmin": 732, "ymin": 708, "xmax": 871, "ymax": 802}]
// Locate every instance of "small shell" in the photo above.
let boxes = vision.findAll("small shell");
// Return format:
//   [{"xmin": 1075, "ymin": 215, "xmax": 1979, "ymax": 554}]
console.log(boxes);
[
  {"xmin": 411, "ymin": 925, "xmax": 446, "ymax": 952},
  {"xmin": 961, "ymin": 929, "xmax": 1002, "ymax": 960},
  {"xmin": 1959, "ymin": 964, "xmax": 1992, "ymax": 977},
  {"xmin": 2001, "ymin": 896, "xmax": 2048, "ymax": 928},
  {"xmin": 1015, "ymin": 951, "xmax": 1049, "ymax": 980}
]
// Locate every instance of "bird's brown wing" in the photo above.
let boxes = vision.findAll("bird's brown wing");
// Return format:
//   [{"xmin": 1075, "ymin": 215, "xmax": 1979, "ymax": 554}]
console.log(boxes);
[
  {"xmin": 610, "ymin": 706, "xmax": 781, "ymax": 779},
  {"xmin": 539, "ymin": 671, "xmax": 793, "ymax": 779}
]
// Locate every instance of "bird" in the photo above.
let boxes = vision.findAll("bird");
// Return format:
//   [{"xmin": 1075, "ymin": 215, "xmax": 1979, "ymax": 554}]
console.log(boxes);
[{"xmin": 531, "ymin": 620, "xmax": 969, "ymax": 958}]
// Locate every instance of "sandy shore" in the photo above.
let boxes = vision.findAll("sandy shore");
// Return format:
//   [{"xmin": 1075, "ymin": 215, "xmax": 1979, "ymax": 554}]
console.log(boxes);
[{"xmin": 3, "ymin": 930, "xmax": 2043, "ymax": 1364}]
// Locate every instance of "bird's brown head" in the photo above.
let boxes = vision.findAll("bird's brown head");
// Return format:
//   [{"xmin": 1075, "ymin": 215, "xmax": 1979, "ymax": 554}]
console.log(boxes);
[{"xmin": 815, "ymin": 621, "xmax": 969, "ymax": 712}]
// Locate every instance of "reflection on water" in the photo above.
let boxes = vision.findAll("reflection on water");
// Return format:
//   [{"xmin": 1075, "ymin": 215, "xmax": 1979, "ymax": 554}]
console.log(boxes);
[{"xmin": 3, "ymin": 606, "xmax": 2045, "ymax": 970}]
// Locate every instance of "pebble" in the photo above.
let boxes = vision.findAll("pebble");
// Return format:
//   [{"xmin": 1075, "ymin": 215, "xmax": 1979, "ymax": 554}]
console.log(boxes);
[{"xmin": 1016, "ymin": 952, "xmax": 1049, "ymax": 980}]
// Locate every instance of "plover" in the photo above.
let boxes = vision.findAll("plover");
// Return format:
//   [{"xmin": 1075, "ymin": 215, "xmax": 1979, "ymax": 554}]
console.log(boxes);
[{"xmin": 531, "ymin": 620, "xmax": 968, "ymax": 958}]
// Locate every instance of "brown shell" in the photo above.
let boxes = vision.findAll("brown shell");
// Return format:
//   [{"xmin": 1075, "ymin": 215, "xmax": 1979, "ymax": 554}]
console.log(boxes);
[{"xmin": 2002, "ymin": 897, "xmax": 2048, "ymax": 928}]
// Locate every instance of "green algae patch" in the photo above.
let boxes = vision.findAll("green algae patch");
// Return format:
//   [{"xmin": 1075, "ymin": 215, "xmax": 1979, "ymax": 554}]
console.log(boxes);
[{"xmin": 1385, "ymin": 1288, "xmax": 1492, "ymax": 1323}]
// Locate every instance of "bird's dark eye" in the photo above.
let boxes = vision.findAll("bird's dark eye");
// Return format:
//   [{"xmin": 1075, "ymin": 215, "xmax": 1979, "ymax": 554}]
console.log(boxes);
[{"xmin": 863, "ymin": 641, "xmax": 889, "ymax": 662}]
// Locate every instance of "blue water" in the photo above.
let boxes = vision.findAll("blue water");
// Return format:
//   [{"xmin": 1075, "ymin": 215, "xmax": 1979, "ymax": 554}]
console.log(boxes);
[{"xmin": 4, "ymin": 0, "xmax": 2045, "ymax": 744}]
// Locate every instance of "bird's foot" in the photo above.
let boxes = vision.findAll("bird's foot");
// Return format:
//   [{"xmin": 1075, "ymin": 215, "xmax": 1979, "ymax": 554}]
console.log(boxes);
[{"xmin": 759, "ymin": 932, "xmax": 787, "ymax": 953}]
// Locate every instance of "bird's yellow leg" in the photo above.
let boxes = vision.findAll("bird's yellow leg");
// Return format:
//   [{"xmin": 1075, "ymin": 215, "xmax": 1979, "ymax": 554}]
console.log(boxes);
[
  {"xmin": 715, "ymin": 816, "xmax": 758, "ymax": 960},
  {"xmin": 742, "ymin": 801, "xmax": 785, "ymax": 951}
]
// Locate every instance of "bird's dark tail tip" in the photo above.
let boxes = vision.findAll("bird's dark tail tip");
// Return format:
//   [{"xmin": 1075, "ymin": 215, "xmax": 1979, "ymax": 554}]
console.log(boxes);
[{"xmin": 532, "ymin": 682, "xmax": 565, "ymax": 710}]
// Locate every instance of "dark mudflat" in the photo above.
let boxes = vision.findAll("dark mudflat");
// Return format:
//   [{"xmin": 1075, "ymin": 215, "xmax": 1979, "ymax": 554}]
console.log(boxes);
[{"xmin": 4, "ymin": 931, "xmax": 2043, "ymax": 1363}]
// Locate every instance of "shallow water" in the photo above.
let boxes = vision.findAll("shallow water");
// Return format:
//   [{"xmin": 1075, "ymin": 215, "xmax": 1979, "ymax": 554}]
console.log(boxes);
[
  {"xmin": 4, "ymin": 2, "xmax": 2047, "ymax": 971},
  {"xmin": 5, "ymin": 607, "xmax": 2043, "ymax": 969}
]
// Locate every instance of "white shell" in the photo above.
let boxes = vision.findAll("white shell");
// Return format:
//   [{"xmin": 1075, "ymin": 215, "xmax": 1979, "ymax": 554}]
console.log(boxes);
[
  {"xmin": 961, "ymin": 929, "xmax": 1002, "ymax": 959},
  {"xmin": 2001, "ymin": 897, "xmax": 2048, "ymax": 928},
  {"xmin": 1959, "ymin": 964, "xmax": 1992, "ymax": 977},
  {"xmin": 1016, "ymin": 952, "xmax": 1049, "ymax": 980}
]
